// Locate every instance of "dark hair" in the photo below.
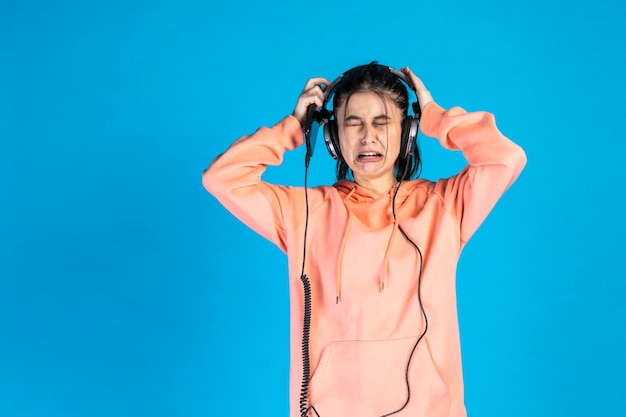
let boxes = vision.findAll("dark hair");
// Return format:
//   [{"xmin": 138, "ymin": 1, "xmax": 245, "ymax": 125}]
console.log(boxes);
[{"xmin": 332, "ymin": 62, "xmax": 422, "ymax": 182}]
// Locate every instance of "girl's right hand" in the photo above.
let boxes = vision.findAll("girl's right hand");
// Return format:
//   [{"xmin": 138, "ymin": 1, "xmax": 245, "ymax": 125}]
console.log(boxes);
[{"xmin": 292, "ymin": 77, "xmax": 330, "ymax": 127}]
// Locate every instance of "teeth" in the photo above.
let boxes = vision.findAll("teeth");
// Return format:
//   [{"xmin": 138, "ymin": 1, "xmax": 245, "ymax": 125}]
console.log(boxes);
[{"xmin": 361, "ymin": 152, "xmax": 380, "ymax": 157}]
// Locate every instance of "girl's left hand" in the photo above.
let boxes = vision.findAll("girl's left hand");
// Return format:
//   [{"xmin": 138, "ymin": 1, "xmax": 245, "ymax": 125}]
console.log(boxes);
[{"xmin": 401, "ymin": 67, "xmax": 433, "ymax": 111}]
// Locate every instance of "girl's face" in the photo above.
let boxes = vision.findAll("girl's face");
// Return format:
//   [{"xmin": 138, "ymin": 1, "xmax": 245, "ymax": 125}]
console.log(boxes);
[{"xmin": 336, "ymin": 91, "xmax": 403, "ymax": 194}]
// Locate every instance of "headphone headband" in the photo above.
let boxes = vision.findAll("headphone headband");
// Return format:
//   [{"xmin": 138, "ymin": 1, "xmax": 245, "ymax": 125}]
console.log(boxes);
[{"xmin": 319, "ymin": 65, "xmax": 418, "ymax": 122}]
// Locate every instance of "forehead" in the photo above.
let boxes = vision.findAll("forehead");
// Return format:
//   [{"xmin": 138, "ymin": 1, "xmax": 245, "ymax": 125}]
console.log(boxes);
[{"xmin": 338, "ymin": 91, "xmax": 401, "ymax": 117}]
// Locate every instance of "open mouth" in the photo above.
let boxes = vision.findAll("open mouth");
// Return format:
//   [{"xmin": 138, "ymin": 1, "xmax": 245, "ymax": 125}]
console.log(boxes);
[{"xmin": 358, "ymin": 151, "xmax": 383, "ymax": 161}]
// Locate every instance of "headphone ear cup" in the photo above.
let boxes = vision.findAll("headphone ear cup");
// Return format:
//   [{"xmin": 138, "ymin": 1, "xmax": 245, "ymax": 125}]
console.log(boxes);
[
  {"xmin": 401, "ymin": 116, "xmax": 419, "ymax": 159},
  {"xmin": 324, "ymin": 120, "xmax": 344, "ymax": 162}
]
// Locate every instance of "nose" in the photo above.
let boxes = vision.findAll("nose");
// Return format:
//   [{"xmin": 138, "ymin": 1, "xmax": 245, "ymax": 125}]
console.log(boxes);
[{"xmin": 361, "ymin": 124, "xmax": 376, "ymax": 144}]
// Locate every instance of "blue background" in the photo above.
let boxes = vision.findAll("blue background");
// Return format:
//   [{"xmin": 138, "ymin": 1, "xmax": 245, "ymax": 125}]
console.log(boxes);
[{"xmin": 2, "ymin": 0, "xmax": 625, "ymax": 416}]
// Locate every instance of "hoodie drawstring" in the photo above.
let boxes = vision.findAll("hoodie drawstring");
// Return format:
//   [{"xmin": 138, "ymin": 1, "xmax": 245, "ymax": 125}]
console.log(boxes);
[
  {"xmin": 380, "ymin": 219, "xmax": 399, "ymax": 291},
  {"xmin": 336, "ymin": 185, "xmax": 357, "ymax": 304}
]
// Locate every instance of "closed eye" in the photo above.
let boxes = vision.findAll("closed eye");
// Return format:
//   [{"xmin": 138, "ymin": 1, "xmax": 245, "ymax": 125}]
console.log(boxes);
[
  {"xmin": 373, "ymin": 116, "xmax": 391, "ymax": 126},
  {"xmin": 345, "ymin": 116, "xmax": 362, "ymax": 127},
  {"xmin": 344, "ymin": 115, "xmax": 391, "ymax": 127}
]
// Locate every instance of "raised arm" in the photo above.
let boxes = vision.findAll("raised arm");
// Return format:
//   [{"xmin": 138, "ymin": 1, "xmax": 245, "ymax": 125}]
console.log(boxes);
[
  {"xmin": 202, "ymin": 77, "xmax": 330, "ymax": 250},
  {"xmin": 403, "ymin": 67, "xmax": 527, "ymax": 243}
]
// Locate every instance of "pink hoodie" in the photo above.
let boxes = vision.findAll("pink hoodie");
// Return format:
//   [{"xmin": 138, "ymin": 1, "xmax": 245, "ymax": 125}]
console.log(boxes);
[{"xmin": 203, "ymin": 101, "xmax": 526, "ymax": 416}]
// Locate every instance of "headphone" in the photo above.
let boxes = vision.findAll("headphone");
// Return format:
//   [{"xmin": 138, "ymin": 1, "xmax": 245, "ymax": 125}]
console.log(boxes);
[{"xmin": 318, "ymin": 65, "xmax": 421, "ymax": 163}]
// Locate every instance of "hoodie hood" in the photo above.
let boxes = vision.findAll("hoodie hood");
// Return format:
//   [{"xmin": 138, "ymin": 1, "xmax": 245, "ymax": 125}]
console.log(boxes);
[{"xmin": 335, "ymin": 179, "xmax": 413, "ymax": 204}]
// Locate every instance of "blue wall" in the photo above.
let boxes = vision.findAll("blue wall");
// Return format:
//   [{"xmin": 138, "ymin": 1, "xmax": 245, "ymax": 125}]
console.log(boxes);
[{"xmin": 2, "ymin": 1, "xmax": 625, "ymax": 416}]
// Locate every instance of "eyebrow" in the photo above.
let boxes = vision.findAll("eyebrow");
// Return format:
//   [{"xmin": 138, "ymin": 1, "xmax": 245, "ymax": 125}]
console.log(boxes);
[{"xmin": 345, "ymin": 114, "xmax": 391, "ymax": 122}]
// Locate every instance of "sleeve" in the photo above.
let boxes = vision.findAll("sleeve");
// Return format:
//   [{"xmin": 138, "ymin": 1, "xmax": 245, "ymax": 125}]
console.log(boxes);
[
  {"xmin": 419, "ymin": 101, "xmax": 527, "ymax": 244},
  {"xmin": 202, "ymin": 115, "xmax": 305, "ymax": 252}
]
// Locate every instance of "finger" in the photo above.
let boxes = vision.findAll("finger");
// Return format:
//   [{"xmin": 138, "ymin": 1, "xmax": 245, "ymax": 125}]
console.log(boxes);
[
  {"xmin": 300, "ymin": 84, "xmax": 326, "ymax": 106},
  {"xmin": 298, "ymin": 92, "xmax": 324, "ymax": 110},
  {"xmin": 401, "ymin": 67, "xmax": 434, "ymax": 111},
  {"xmin": 302, "ymin": 77, "xmax": 331, "ymax": 92},
  {"xmin": 293, "ymin": 93, "xmax": 325, "ymax": 125},
  {"xmin": 401, "ymin": 66, "xmax": 426, "ymax": 90}
]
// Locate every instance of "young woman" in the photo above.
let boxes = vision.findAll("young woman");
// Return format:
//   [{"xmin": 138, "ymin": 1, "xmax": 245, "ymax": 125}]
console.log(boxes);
[{"xmin": 203, "ymin": 62, "xmax": 526, "ymax": 417}]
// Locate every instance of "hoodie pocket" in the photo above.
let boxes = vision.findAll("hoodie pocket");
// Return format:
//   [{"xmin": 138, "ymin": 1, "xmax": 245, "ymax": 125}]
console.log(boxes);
[{"xmin": 309, "ymin": 337, "xmax": 451, "ymax": 416}]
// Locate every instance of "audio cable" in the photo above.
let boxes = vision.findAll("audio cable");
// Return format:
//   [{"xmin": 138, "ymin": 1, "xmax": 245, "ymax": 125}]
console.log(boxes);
[
  {"xmin": 298, "ymin": 109, "xmax": 426, "ymax": 416},
  {"xmin": 299, "ymin": 149, "xmax": 320, "ymax": 417}
]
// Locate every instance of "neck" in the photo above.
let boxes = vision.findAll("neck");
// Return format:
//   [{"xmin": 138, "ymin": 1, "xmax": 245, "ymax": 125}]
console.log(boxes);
[{"xmin": 353, "ymin": 175, "xmax": 397, "ymax": 196}]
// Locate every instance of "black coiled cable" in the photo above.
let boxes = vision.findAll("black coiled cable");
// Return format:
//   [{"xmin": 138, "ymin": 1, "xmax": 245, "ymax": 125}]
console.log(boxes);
[
  {"xmin": 299, "ymin": 156, "xmax": 320, "ymax": 417},
  {"xmin": 299, "ymin": 274, "xmax": 316, "ymax": 417}
]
